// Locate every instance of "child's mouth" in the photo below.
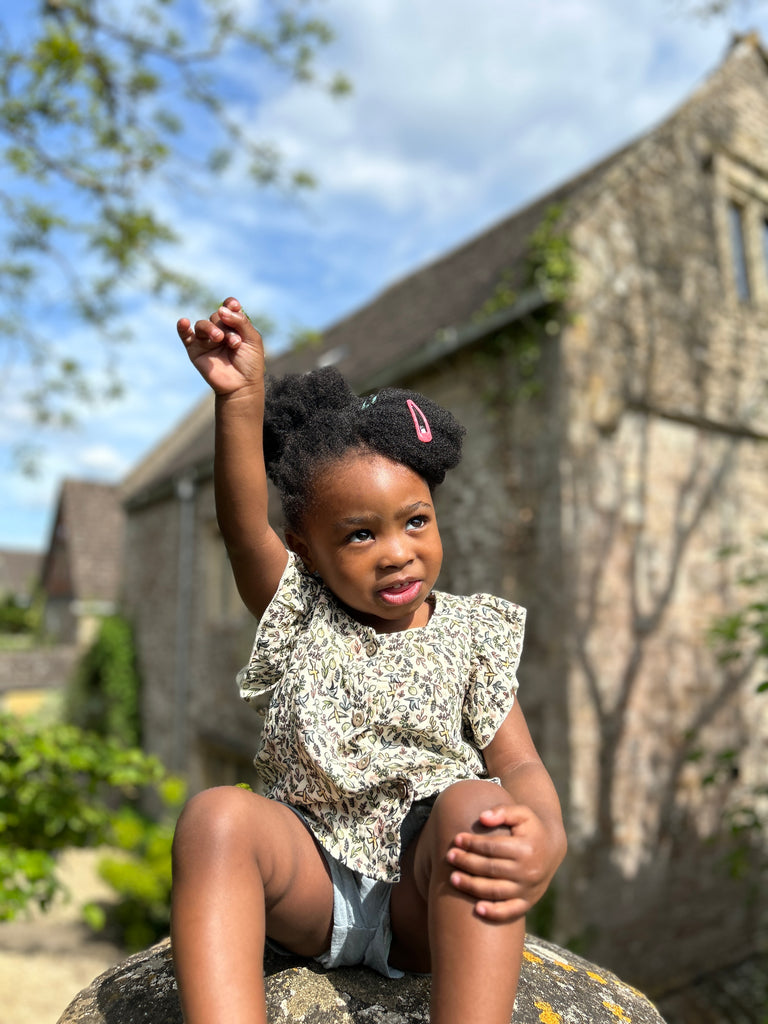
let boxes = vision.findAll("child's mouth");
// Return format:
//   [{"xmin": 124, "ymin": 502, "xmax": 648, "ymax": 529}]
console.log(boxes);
[{"xmin": 378, "ymin": 580, "xmax": 422, "ymax": 606}]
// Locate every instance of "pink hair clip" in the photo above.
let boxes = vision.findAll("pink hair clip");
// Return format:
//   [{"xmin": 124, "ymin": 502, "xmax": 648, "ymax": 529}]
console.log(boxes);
[{"xmin": 407, "ymin": 399, "xmax": 433, "ymax": 442}]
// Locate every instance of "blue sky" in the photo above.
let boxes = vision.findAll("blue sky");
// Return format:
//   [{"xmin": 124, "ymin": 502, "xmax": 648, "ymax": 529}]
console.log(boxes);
[{"xmin": 2, "ymin": 0, "xmax": 766, "ymax": 552}]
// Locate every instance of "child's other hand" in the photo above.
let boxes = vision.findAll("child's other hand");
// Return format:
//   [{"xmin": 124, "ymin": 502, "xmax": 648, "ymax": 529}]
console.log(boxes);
[
  {"xmin": 445, "ymin": 803, "xmax": 561, "ymax": 922},
  {"xmin": 177, "ymin": 297, "xmax": 265, "ymax": 395}
]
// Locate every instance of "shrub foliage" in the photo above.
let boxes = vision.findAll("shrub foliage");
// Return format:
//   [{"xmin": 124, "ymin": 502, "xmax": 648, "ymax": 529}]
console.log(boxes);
[
  {"xmin": 66, "ymin": 614, "xmax": 142, "ymax": 746},
  {"xmin": 0, "ymin": 713, "xmax": 172, "ymax": 923}
]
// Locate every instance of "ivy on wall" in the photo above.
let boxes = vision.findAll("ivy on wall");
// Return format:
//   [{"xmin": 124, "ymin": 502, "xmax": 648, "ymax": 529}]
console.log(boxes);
[
  {"xmin": 473, "ymin": 203, "xmax": 575, "ymax": 402},
  {"xmin": 524, "ymin": 203, "xmax": 576, "ymax": 303},
  {"xmin": 65, "ymin": 615, "xmax": 142, "ymax": 747},
  {"xmin": 688, "ymin": 536, "xmax": 768, "ymax": 882}
]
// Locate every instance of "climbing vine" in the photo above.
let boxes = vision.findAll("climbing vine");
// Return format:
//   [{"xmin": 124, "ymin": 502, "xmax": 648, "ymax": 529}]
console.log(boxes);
[
  {"xmin": 688, "ymin": 536, "xmax": 768, "ymax": 881},
  {"xmin": 66, "ymin": 615, "xmax": 142, "ymax": 747},
  {"xmin": 473, "ymin": 203, "xmax": 575, "ymax": 403},
  {"xmin": 524, "ymin": 203, "xmax": 576, "ymax": 303}
]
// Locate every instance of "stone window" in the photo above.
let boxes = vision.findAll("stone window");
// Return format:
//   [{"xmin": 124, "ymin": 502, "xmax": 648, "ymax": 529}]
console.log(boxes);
[
  {"xmin": 714, "ymin": 151, "xmax": 768, "ymax": 307},
  {"xmin": 727, "ymin": 200, "xmax": 750, "ymax": 301}
]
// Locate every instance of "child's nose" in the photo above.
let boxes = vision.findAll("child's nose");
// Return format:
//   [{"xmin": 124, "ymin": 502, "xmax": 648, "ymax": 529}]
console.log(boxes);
[{"xmin": 378, "ymin": 534, "xmax": 411, "ymax": 568}]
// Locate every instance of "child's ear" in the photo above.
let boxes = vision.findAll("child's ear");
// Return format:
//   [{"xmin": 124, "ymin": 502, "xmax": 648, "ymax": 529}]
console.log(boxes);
[{"xmin": 285, "ymin": 532, "xmax": 316, "ymax": 574}]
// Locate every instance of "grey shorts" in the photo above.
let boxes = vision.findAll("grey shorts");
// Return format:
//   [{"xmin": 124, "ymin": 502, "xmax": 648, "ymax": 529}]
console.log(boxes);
[{"xmin": 268, "ymin": 799, "xmax": 434, "ymax": 978}]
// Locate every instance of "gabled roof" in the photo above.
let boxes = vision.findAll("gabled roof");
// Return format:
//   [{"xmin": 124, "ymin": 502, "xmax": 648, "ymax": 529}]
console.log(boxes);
[
  {"xmin": 124, "ymin": 159, "xmax": 615, "ymax": 511},
  {"xmin": 121, "ymin": 391, "xmax": 215, "ymax": 505},
  {"xmin": 253, "ymin": 137, "xmax": 636, "ymax": 390},
  {"xmin": 40, "ymin": 479, "xmax": 124, "ymax": 603},
  {"xmin": 124, "ymin": 33, "xmax": 767, "ymax": 509}
]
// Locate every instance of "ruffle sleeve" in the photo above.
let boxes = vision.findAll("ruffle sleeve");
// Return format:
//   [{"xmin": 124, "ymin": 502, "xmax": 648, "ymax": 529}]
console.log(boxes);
[
  {"xmin": 463, "ymin": 594, "xmax": 526, "ymax": 749},
  {"xmin": 235, "ymin": 552, "xmax": 321, "ymax": 706}
]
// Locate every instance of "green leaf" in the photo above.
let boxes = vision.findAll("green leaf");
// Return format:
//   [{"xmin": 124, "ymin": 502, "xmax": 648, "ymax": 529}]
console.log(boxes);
[{"xmin": 0, "ymin": 0, "xmax": 348, "ymax": 433}]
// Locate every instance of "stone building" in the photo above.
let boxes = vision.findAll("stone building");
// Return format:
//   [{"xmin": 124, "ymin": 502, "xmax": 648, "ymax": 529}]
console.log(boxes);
[
  {"xmin": 0, "ymin": 547, "xmax": 40, "ymax": 608},
  {"xmin": 122, "ymin": 36, "xmax": 768, "ymax": 1000},
  {"xmin": 40, "ymin": 478, "xmax": 125, "ymax": 647},
  {"xmin": 0, "ymin": 480, "xmax": 125, "ymax": 717}
]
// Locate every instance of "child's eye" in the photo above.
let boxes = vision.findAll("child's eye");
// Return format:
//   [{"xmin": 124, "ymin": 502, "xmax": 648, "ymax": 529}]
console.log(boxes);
[
  {"xmin": 347, "ymin": 529, "xmax": 373, "ymax": 543},
  {"xmin": 406, "ymin": 515, "xmax": 428, "ymax": 531}
]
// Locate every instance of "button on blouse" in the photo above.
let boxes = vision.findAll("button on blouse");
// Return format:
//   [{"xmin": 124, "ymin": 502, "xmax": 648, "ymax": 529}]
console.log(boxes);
[{"xmin": 237, "ymin": 552, "xmax": 526, "ymax": 881}]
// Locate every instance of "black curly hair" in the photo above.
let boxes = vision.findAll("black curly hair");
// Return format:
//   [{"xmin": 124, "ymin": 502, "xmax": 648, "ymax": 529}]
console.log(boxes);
[{"xmin": 263, "ymin": 366, "xmax": 465, "ymax": 530}]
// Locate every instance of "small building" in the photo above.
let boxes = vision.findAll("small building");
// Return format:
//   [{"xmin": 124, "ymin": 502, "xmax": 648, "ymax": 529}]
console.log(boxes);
[
  {"xmin": 0, "ymin": 548, "xmax": 41, "ymax": 608},
  {"xmin": 0, "ymin": 546, "xmax": 61, "ymax": 717},
  {"xmin": 40, "ymin": 479, "xmax": 125, "ymax": 648},
  {"xmin": 122, "ymin": 36, "xmax": 768, "ymax": 1001},
  {"xmin": 0, "ymin": 480, "xmax": 125, "ymax": 717}
]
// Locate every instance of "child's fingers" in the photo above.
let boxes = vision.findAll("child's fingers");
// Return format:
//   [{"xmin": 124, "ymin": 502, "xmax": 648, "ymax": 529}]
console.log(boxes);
[
  {"xmin": 477, "ymin": 804, "xmax": 531, "ymax": 829},
  {"xmin": 177, "ymin": 315, "xmax": 223, "ymax": 345},
  {"xmin": 176, "ymin": 317, "xmax": 194, "ymax": 342},
  {"xmin": 450, "ymin": 872, "xmax": 516, "ymax": 902},
  {"xmin": 179, "ymin": 299, "xmax": 258, "ymax": 356},
  {"xmin": 448, "ymin": 836, "xmax": 545, "ymax": 889},
  {"xmin": 447, "ymin": 845, "xmax": 531, "ymax": 886},
  {"xmin": 474, "ymin": 896, "xmax": 529, "ymax": 923},
  {"xmin": 216, "ymin": 302, "xmax": 262, "ymax": 349},
  {"xmin": 212, "ymin": 309, "xmax": 244, "ymax": 349},
  {"xmin": 451, "ymin": 831, "xmax": 534, "ymax": 863},
  {"xmin": 449, "ymin": 862, "xmax": 545, "ymax": 922}
]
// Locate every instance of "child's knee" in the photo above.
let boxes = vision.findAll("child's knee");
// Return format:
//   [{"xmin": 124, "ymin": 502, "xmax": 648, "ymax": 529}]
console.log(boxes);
[
  {"xmin": 431, "ymin": 779, "xmax": 511, "ymax": 837},
  {"xmin": 172, "ymin": 785, "xmax": 257, "ymax": 865}
]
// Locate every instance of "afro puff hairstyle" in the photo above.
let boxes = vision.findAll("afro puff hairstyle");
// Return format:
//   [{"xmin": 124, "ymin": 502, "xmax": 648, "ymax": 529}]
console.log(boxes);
[{"xmin": 263, "ymin": 366, "xmax": 465, "ymax": 530}]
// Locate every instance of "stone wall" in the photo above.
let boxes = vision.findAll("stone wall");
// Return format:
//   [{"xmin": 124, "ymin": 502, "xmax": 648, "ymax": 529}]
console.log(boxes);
[
  {"xmin": 0, "ymin": 645, "xmax": 79, "ymax": 717},
  {"xmin": 123, "ymin": 480, "xmax": 258, "ymax": 792},
  {"xmin": 392, "ymin": 40, "xmax": 768, "ymax": 991},
  {"xmin": 551, "ymin": 39, "xmax": 768, "ymax": 987}
]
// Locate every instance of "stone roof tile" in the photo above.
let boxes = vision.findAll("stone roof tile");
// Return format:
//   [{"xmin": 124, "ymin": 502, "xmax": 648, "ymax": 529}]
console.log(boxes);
[{"xmin": 41, "ymin": 480, "xmax": 124, "ymax": 603}]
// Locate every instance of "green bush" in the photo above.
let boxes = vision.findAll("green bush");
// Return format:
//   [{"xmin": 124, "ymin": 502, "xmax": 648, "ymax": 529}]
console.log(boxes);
[
  {"xmin": 0, "ymin": 594, "xmax": 41, "ymax": 636},
  {"xmin": 84, "ymin": 775, "xmax": 186, "ymax": 951},
  {"xmin": 695, "ymin": 537, "xmax": 768, "ymax": 881},
  {"xmin": 66, "ymin": 614, "xmax": 142, "ymax": 746},
  {"xmin": 0, "ymin": 713, "xmax": 170, "ymax": 921}
]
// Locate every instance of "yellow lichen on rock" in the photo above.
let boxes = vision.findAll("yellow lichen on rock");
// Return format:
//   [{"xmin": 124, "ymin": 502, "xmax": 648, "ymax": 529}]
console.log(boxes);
[
  {"xmin": 553, "ymin": 959, "xmax": 578, "ymax": 972},
  {"xmin": 534, "ymin": 999, "xmax": 563, "ymax": 1024},
  {"xmin": 603, "ymin": 999, "xmax": 632, "ymax": 1022},
  {"xmin": 523, "ymin": 951, "xmax": 545, "ymax": 965}
]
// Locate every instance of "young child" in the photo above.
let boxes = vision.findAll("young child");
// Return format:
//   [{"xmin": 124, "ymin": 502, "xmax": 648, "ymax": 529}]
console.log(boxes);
[{"xmin": 172, "ymin": 297, "xmax": 567, "ymax": 1024}]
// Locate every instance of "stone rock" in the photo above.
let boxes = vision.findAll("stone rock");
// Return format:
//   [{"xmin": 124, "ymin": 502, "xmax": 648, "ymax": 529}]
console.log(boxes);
[{"xmin": 57, "ymin": 934, "xmax": 667, "ymax": 1023}]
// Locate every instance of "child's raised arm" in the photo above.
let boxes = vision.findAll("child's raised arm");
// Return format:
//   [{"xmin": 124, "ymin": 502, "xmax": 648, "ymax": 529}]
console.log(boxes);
[{"xmin": 177, "ymin": 298, "xmax": 288, "ymax": 619}]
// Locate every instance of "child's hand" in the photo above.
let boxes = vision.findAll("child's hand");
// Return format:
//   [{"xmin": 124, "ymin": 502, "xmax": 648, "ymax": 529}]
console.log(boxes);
[
  {"xmin": 445, "ymin": 803, "xmax": 560, "ymax": 922},
  {"xmin": 177, "ymin": 297, "xmax": 265, "ymax": 396}
]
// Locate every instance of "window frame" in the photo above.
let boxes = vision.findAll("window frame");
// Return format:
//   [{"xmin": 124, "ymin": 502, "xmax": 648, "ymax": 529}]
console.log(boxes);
[{"xmin": 714, "ymin": 151, "xmax": 768, "ymax": 308}]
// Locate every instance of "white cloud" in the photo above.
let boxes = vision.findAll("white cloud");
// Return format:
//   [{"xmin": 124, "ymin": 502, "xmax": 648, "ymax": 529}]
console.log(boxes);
[
  {"xmin": 3, "ymin": 0, "xmax": 767, "ymax": 549},
  {"xmin": 252, "ymin": 0, "xmax": 717, "ymax": 207},
  {"xmin": 78, "ymin": 444, "xmax": 130, "ymax": 476}
]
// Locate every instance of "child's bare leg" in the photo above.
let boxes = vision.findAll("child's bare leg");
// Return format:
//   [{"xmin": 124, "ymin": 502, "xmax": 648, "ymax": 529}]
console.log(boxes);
[
  {"xmin": 390, "ymin": 781, "xmax": 524, "ymax": 1024},
  {"xmin": 171, "ymin": 787, "xmax": 334, "ymax": 1024}
]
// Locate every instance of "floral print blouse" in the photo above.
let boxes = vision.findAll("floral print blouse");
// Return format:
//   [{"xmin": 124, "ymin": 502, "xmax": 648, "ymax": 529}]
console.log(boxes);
[{"xmin": 237, "ymin": 552, "xmax": 526, "ymax": 881}]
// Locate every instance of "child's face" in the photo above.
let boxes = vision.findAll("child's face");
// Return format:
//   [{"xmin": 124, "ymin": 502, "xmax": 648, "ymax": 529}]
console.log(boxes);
[{"xmin": 288, "ymin": 451, "xmax": 443, "ymax": 633}]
